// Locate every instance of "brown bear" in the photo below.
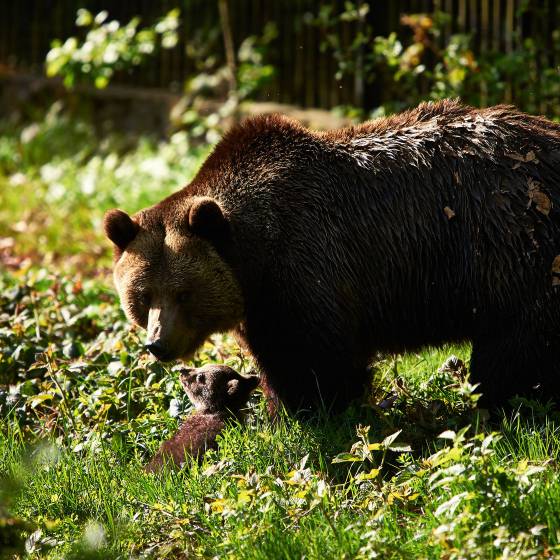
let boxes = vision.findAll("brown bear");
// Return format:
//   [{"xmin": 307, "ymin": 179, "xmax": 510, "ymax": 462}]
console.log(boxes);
[
  {"xmin": 145, "ymin": 365, "xmax": 259, "ymax": 472},
  {"xmin": 104, "ymin": 100, "xmax": 560, "ymax": 412}
]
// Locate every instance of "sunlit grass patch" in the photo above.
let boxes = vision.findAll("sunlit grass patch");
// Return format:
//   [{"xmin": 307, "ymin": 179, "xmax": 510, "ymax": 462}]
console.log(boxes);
[{"xmin": 0, "ymin": 109, "xmax": 210, "ymax": 266}]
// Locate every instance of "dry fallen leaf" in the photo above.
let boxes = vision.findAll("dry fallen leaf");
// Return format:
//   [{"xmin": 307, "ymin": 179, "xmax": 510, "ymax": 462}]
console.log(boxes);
[
  {"xmin": 0, "ymin": 237, "xmax": 14, "ymax": 250},
  {"xmin": 11, "ymin": 220, "xmax": 29, "ymax": 233},
  {"xmin": 443, "ymin": 206, "xmax": 456, "ymax": 220},
  {"xmin": 507, "ymin": 150, "xmax": 536, "ymax": 163},
  {"xmin": 527, "ymin": 178, "xmax": 552, "ymax": 216}
]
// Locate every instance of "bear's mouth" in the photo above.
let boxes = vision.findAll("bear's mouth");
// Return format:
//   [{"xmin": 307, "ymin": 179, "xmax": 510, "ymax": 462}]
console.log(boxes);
[
  {"xmin": 145, "ymin": 332, "xmax": 206, "ymax": 364},
  {"xmin": 149, "ymin": 352, "xmax": 174, "ymax": 363},
  {"xmin": 145, "ymin": 341, "xmax": 176, "ymax": 362},
  {"xmin": 145, "ymin": 342, "xmax": 197, "ymax": 363}
]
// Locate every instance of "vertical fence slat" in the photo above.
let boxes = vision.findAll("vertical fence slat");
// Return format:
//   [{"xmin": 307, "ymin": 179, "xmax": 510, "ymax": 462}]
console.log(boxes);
[
  {"xmin": 0, "ymin": 0, "xmax": 558, "ymax": 114},
  {"xmin": 459, "ymin": 0, "xmax": 467, "ymax": 31},
  {"xmin": 492, "ymin": 0, "xmax": 500, "ymax": 51},
  {"xmin": 480, "ymin": 0, "xmax": 489, "ymax": 106}
]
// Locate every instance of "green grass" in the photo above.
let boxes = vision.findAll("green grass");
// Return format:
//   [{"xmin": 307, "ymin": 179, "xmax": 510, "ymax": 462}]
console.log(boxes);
[
  {"xmin": 2, "ymin": 270, "xmax": 559, "ymax": 560},
  {"xmin": 1, "ymin": 113, "xmax": 560, "ymax": 559}
]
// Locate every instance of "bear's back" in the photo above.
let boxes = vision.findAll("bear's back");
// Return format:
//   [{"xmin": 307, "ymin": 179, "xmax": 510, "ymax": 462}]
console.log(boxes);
[{"xmin": 199, "ymin": 101, "xmax": 560, "ymax": 351}]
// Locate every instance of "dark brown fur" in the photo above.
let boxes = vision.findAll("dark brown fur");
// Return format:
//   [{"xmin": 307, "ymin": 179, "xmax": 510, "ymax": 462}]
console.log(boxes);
[
  {"xmin": 107, "ymin": 100, "xmax": 560, "ymax": 412},
  {"xmin": 145, "ymin": 365, "xmax": 258, "ymax": 472}
]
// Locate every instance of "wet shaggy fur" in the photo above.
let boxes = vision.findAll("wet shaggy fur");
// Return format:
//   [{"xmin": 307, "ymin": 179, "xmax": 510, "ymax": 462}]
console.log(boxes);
[
  {"xmin": 106, "ymin": 100, "xmax": 560, "ymax": 412},
  {"xmin": 146, "ymin": 365, "xmax": 259, "ymax": 472}
]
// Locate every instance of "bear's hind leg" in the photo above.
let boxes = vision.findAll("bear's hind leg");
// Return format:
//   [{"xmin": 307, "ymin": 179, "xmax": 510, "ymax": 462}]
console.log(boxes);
[{"xmin": 470, "ymin": 327, "xmax": 560, "ymax": 410}]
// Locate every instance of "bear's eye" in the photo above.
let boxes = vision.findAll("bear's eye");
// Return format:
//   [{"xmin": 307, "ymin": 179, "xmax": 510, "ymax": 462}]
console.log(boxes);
[
  {"xmin": 138, "ymin": 291, "xmax": 151, "ymax": 307},
  {"xmin": 176, "ymin": 291, "xmax": 190, "ymax": 304},
  {"xmin": 196, "ymin": 373, "xmax": 205, "ymax": 384}
]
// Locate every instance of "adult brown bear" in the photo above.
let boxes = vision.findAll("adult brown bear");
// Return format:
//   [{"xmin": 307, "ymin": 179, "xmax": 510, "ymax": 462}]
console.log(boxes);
[{"xmin": 104, "ymin": 100, "xmax": 560, "ymax": 412}]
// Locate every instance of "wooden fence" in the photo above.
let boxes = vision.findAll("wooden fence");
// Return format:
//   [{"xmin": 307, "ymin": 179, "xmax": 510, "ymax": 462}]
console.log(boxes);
[{"xmin": 0, "ymin": 0, "xmax": 557, "ymax": 110}]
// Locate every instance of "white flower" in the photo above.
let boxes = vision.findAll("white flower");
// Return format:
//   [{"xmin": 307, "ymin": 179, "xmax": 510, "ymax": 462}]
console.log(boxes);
[
  {"xmin": 94, "ymin": 11, "xmax": 108, "ymax": 25},
  {"xmin": 139, "ymin": 157, "xmax": 169, "ymax": 180},
  {"xmin": 106, "ymin": 20, "xmax": 119, "ymax": 33},
  {"xmin": 46, "ymin": 48, "xmax": 61, "ymax": 63},
  {"xmin": 138, "ymin": 42, "xmax": 154, "ymax": 54},
  {"xmin": 206, "ymin": 128, "xmax": 221, "ymax": 145},
  {"xmin": 80, "ymin": 172, "xmax": 96, "ymax": 195},
  {"xmin": 103, "ymin": 153, "xmax": 119, "ymax": 170},
  {"xmin": 20, "ymin": 123, "xmax": 40, "ymax": 144},
  {"xmin": 40, "ymin": 163, "xmax": 63, "ymax": 184},
  {"xmin": 47, "ymin": 182, "xmax": 66, "ymax": 201},
  {"xmin": 9, "ymin": 173, "xmax": 27, "ymax": 186},
  {"xmin": 103, "ymin": 44, "xmax": 119, "ymax": 64},
  {"xmin": 83, "ymin": 520, "xmax": 106, "ymax": 549},
  {"xmin": 62, "ymin": 37, "xmax": 78, "ymax": 52}
]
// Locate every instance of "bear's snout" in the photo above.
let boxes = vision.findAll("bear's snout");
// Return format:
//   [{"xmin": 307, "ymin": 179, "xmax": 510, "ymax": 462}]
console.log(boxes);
[{"xmin": 144, "ymin": 340, "xmax": 170, "ymax": 361}]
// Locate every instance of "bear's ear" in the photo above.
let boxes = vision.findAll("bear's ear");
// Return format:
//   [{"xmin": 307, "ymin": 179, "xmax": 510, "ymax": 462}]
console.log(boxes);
[
  {"xmin": 227, "ymin": 375, "xmax": 259, "ymax": 397},
  {"xmin": 103, "ymin": 209, "xmax": 139, "ymax": 251},
  {"xmin": 188, "ymin": 197, "xmax": 228, "ymax": 239}
]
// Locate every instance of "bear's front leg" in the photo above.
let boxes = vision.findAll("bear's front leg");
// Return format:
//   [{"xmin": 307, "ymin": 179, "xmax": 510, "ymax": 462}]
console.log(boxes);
[{"xmin": 257, "ymin": 354, "xmax": 371, "ymax": 415}]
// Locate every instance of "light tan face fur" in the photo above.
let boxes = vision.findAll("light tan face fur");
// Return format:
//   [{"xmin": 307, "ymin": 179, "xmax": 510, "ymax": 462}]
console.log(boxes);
[{"xmin": 113, "ymin": 222, "xmax": 244, "ymax": 362}]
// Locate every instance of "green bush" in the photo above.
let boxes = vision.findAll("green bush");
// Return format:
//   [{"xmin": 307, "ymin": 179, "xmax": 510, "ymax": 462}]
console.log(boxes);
[
  {"xmin": 46, "ymin": 9, "xmax": 179, "ymax": 89},
  {"xmin": 309, "ymin": 2, "xmax": 560, "ymax": 118}
]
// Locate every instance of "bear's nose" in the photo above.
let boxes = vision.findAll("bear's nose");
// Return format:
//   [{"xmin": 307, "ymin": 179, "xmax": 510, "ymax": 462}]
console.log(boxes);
[{"xmin": 145, "ymin": 340, "xmax": 168, "ymax": 360}]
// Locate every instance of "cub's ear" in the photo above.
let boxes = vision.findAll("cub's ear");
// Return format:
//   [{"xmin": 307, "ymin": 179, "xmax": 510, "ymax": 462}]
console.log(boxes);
[
  {"xmin": 188, "ymin": 197, "xmax": 228, "ymax": 239},
  {"xmin": 103, "ymin": 209, "xmax": 139, "ymax": 251},
  {"xmin": 239, "ymin": 375, "xmax": 260, "ymax": 395},
  {"xmin": 178, "ymin": 368, "xmax": 194, "ymax": 390},
  {"xmin": 243, "ymin": 375, "xmax": 260, "ymax": 394},
  {"xmin": 227, "ymin": 375, "xmax": 260, "ymax": 397}
]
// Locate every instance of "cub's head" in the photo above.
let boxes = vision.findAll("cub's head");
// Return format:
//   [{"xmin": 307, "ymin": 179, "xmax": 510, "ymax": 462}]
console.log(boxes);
[
  {"xmin": 104, "ymin": 196, "xmax": 244, "ymax": 362},
  {"xmin": 179, "ymin": 365, "xmax": 259, "ymax": 414}
]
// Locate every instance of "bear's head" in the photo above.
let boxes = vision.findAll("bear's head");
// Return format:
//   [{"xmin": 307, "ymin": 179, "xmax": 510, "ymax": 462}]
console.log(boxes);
[
  {"xmin": 179, "ymin": 364, "xmax": 259, "ymax": 414},
  {"xmin": 104, "ymin": 196, "xmax": 244, "ymax": 362}
]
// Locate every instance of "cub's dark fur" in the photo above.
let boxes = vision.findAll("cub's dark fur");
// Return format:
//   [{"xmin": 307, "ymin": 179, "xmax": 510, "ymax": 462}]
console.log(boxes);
[
  {"xmin": 107, "ymin": 100, "xmax": 560, "ymax": 412},
  {"xmin": 146, "ymin": 365, "xmax": 258, "ymax": 472}
]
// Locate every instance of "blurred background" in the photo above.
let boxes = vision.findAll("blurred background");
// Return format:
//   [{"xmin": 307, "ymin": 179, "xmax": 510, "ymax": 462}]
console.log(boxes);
[{"xmin": 1, "ymin": 0, "xmax": 559, "ymax": 269}]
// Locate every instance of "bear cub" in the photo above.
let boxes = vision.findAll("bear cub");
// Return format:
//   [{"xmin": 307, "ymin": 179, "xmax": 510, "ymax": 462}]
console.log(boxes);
[{"xmin": 146, "ymin": 365, "xmax": 259, "ymax": 472}]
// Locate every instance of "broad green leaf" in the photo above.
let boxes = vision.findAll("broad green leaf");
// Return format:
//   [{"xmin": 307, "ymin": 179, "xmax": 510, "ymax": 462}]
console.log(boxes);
[
  {"xmin": 382, "ymin": 430, "xmax": 402, "ymax": 448},
  {"xmin": 29, "ymin": 393, "xmax": 53, "ymax": 409},
  {"xmin": 332, "ymin": 453, "xmax": 362, "ymax": 464},
  {"xmin": 439, "ymin": 430, "xmax": 456, "ymax": 440},
  {"xmin": 356, "ymin": 468, "xmax": 380, "ymax": 481}
]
